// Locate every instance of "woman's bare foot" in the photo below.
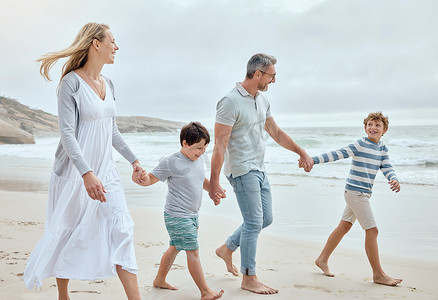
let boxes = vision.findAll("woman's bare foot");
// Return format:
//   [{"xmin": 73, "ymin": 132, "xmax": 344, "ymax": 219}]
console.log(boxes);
[
  {"xmin": 315, "ymin": 258, "xmax": 335, "ymax": 277},
  {"xmin": 201, "ymin": 289, "xmax": 224, "ymax": 300},
  {"xmin": 241, "ymin": 275, "xmax": 278, "ymax": 294},
  {"xmin": 373, "ymin": 273, "xmax": 402, "ymax": 286},
  {"xmin": 215, "ymin": 244, "xmax": 238, "ymax": 276},
  {"xmin": 153, "ymin": 280, "xmax": 178, "ymax": 290}
]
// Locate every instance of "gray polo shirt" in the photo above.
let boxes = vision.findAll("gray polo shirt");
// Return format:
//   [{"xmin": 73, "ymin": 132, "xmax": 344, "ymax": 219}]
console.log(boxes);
[
  {"xmin": 215, "ymin": 83, "xmax": 272, "ymax": 178},
  {"xmin": 151, "ymin": 152, "xmax": 206, "ymax": 218}
]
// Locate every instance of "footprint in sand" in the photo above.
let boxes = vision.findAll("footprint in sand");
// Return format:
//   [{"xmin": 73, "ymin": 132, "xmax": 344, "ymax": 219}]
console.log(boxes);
[
  {"xmin": 143, "ymin": 286, "xmax": 153, "ymax": 292},
  {"xmin": 89, "ymin": 280, "xmax": 106, "ymax": 285},
  {"xmin": 294, "ymin": 284, "xmax": 331, "ymax": 293},
  {"xmin": 0, "ymin": 219, "xmax": 42, "ymax": 226},
  {"xmin": 137, "ymin": 242, "xmax": 165, "ymax": 248},
  {"xmin": 70, "ymin": 290, "xmax": 100, "ymax": 294},
  {"xmin": 3, "ymin": 251, "xmax": 28, "ymax": 262},
  {"xmin": 171, "ymin": 264, "xmax": 185, "ymax": 270},
  {"xmin": 152, "ymin": 263, "xmax": 185, "ymax": 270},
  {"xmin": 0, "ymin": 252, "xmax": 10, "ymax": 260},
  {"xmin": 262, "ymin": 268, "xmax": 277, "ymax": 272}
]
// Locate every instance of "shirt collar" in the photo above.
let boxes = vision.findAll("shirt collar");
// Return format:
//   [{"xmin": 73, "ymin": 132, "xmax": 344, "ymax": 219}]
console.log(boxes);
[
  {"xmin": 364, "ymin": 137, "xmax": 381, "ymax": 146},
  {"xmin": 236, "ymin": 82, "xmax": 259, "ymax": 99}
]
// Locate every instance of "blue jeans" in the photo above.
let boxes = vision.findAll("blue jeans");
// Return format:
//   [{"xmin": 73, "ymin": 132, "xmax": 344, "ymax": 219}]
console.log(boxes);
[{"xmin": 226, "ymin": 170, "xmax": 273, "ymax": 275}]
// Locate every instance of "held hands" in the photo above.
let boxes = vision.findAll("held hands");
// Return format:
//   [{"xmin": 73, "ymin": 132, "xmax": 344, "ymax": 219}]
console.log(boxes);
[
  {"xmin": 212, "ymin": 190, "xmax": 226, "ymax": 206},
  {"xmin": 389, "ymin": 180, "xmax": 401, "ymax": 193},
  {"xmin": 132, "ymin": 169, "xmax": 148, "ymax": 186},
  {"xmin": 298, "ymin": 153, "xmax": 314, "ymax": 172},
  {"xmin": 82, "ymin": 171, "xmax": 107, "ymax": 202},
  {"xmin": 131, "ymin": 160, "xmax": 144, "ymax": 184},
  {"xmin": 132, "ymin": 169, "xmax": 159, "ymax": 187},
  {"xmin": 209, "ymin": 181, "xmax": 226, "ymax": 206}
]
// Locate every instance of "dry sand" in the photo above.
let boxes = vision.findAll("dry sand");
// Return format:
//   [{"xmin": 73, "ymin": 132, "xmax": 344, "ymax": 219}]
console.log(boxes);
[
  {"xmin": 1, "ymin": 186, "xmax": 437, "ymax": 300},
  {"xmin": 0, "ymin": 155, "xmax": 437, "ymax": 299}
]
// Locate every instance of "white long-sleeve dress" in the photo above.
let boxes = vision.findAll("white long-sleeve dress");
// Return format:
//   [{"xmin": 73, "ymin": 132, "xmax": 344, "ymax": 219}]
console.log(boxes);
[{"xmin": 23, "ymin": 72, "xmax": 137, "ymax": 289}]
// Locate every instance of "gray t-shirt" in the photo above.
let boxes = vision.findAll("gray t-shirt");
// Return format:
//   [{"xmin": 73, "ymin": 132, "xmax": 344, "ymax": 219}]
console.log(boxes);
[
  {"xmin": 215, "ymin": 83, "xmax": 272, "ymax": 177},
  {"xmin": 151, "ymin": 152, "xmax": 206, "ymax": 218}
]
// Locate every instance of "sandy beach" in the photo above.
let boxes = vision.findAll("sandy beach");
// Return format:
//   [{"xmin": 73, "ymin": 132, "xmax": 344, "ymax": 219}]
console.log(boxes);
[{"xmin": 1, "ymin": 157, "xmax": 437, "ymax": 299}]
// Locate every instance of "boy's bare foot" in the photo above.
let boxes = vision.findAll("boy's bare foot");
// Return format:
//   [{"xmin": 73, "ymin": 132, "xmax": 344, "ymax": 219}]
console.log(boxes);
[
  {"xmin": 373, "ymin": 273, "xmax": 402, "ymax": 286},
  {"xmin": 241, "ymin": 275, "xmax": 278, "ymax": 295},
  {"xmin": 201, "ymin": 289, "xmax": 224, "ymax": 300},
  {"xmin": 153, "ymin": 280, "xmax": 178, "ymax": 290},
  {"xmin": 315, "ymin": 258, "xmax": 334, "ymax": 277},
  {"xmin": 215, "ymin": 244, "xmax": 238, "ymax": 276}
]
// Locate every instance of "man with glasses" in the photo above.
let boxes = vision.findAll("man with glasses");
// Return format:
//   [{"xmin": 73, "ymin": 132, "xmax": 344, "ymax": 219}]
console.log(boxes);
[{"xmin": 209, "ymin": 53, "xmax": 313, "ymax": 294}]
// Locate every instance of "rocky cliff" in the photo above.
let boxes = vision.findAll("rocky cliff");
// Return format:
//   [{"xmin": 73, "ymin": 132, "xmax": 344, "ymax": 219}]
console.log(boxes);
[
  {"xmin": 0, "ymin": 97, "xmax": 58, "ymax": 144},
  {"xmin": 116, "ymin": 116, "xmax": 184, "ymax": 133},
  {"xmin": 0, "ymin": 97, "xmax": 184, "ymax": 144}
]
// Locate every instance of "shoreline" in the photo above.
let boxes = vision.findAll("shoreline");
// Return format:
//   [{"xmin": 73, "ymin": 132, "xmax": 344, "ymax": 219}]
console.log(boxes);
[{"xmin": 1, "ymin": 155, "xmax": 437, "ymax": 261}]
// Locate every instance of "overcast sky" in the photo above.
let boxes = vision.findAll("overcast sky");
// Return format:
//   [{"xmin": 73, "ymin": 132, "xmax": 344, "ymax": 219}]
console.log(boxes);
[{"xmin": 1, "ymin": 0, "xmax": 437, "ymax": 128}]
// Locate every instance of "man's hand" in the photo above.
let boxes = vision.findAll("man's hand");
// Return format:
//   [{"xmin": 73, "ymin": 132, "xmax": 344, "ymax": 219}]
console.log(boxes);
[
  {"xmin": 298, "ymin": 153, "xmax": 314, "ymax": 172},
  {"xmin": 213, "ymin": 191, "xmax": 226, "ymax": 206},
  {"xmin": 209, "ymin": 180, "xmax": 226, "ymax": 206}
]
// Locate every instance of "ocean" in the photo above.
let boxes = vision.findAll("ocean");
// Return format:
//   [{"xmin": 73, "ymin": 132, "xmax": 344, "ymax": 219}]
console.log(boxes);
[
  {"xmin": 4, "ymin": 125, "xmax": 436, "ymax": 185},
  {"xmin": 0, "ymin": 125, "xmax": 437, "ymax": 260}
]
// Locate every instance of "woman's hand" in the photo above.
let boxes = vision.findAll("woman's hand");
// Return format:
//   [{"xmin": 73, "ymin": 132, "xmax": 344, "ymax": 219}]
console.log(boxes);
[
  {"xmin": 132, "ymin": 160, "xmax": 144, "ymax": 184},
  {"xmin": 82, "ymin": 171, "xmax": 107, "ymax": 202},
  {"xmin": 132, "ymin": 169, "xmax": 146, "ymax": 185}
]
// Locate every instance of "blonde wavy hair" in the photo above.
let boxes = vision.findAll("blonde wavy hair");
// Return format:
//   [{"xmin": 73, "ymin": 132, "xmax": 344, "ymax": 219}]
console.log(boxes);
[{"xmin": 37, "ymin": 23, "xmax": 110, "ymax": 81}]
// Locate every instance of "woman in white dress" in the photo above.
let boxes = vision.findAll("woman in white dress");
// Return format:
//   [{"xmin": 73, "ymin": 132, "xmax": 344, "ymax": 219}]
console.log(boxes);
[{"xmin": 23, "ymin": 23, "xmax": 143, "ymax": 300}]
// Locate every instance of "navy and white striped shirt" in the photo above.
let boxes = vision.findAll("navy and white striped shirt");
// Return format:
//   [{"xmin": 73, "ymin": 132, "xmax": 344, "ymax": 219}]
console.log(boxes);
[{"xmin": 312, "ymin": 137, "xmax": 398, "ymax": 194}]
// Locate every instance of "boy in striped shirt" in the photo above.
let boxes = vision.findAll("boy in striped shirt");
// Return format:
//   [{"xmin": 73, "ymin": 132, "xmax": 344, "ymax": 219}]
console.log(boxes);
[{"xmin": 311, "ymin": 112, "xmax": 402, "ymax": 286}]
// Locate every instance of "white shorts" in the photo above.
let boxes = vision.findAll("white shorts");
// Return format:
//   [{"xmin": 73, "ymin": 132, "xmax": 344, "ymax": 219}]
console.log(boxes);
[{"xmin": 342, "ymin": 189, "xmax": 376, "ymax": 230}]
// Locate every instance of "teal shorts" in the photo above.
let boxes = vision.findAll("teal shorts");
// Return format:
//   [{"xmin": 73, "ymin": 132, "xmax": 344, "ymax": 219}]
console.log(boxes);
[{"xmin": 164, "ymin": 212, "xmax": 199, "ymax": 251}]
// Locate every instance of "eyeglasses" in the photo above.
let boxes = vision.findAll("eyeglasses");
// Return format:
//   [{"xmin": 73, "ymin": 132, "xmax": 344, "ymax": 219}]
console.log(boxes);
[{"xmin": 259, "ymin": 70, "xmax": 276, "ymax": 82}]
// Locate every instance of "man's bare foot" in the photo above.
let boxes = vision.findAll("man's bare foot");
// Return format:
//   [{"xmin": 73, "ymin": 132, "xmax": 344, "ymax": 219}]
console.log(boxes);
[
  {"xmin": 241, "ymin": 275, "xmax": 278, "ymax": 295},
  {"xmin": 373, "ymin": 273, "xmax": 402, "ymax": 286},
  {"xmin": 215, "ymin": 244, "xmax": 238, "ymax": 276},
  {"xmin": 315, "ymin": 258, "xmax": 334, "ymax": 277},
  {"xmin": 201, "ymin": 289, "xmax": 224, "ymax": 300},
  {"xmin": 153, "ymin": 280, "xmax": 178, "ymax": 290}
]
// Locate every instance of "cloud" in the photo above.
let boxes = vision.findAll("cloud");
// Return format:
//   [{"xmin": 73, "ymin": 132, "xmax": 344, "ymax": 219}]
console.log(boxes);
[{"xmin": 0, "ymin": 0, "xmax": 437, "ymax": 126}]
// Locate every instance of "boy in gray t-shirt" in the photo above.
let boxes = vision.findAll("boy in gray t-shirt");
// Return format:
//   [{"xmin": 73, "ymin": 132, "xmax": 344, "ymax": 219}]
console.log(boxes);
[{"xmin": 133, "ymin": 122, "xmax": 224, "ymax": 300}]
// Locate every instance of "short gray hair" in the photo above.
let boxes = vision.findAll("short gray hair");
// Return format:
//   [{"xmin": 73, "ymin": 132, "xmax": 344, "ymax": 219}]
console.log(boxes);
[{"xmin": 246, "ymin": 53, "xmax": 277, "ymax": 79}]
